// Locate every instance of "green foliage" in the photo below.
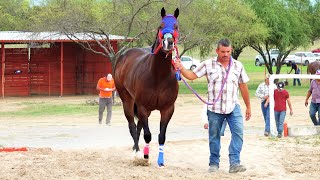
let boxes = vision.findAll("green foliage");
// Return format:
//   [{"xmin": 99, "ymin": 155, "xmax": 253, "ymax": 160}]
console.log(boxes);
[
  {"xmin": 0, "ymin": 0, "xmax": 32, "ymax": 30},
  {"xmin": 246, "ymin": 0, "xmax": 313, "ymax": 75}
]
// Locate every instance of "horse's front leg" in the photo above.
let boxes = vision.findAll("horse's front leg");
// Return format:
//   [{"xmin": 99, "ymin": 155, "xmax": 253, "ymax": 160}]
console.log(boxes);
[
  {"xmin": 136, "ymin": 106, "xmax": 152, "ymax": 159},
  {"xmin": 158, "ymin": 105, "xmax": 174, "ymax": 167}
]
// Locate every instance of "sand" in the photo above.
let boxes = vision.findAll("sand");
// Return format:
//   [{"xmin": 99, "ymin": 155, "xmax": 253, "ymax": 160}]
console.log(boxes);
[{"xmin": 0, "ymin": 95, "xmax": 319, "ymax": 180}]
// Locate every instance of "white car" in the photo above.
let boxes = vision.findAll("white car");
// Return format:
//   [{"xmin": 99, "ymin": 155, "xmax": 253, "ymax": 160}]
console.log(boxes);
[
  {"xmin": 255, "ymin": 49, "xmax": 279, "ymax": 66},
  {"xmin": 313, "ymin": 53, "xmax": 320, "ymax": 57},
  {"xmin": 285, "ymin": 52, "xmax": 320, "ymax": 66},
  {"xmin": 180, "ymin": 56, "xmax": 201, "ymax": 70}
]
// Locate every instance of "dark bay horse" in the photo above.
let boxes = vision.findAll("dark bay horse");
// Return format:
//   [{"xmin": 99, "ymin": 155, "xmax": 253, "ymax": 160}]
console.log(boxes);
[{"xmin": 114, "ymin": 8, "xmax": 179, "ymax": 167}]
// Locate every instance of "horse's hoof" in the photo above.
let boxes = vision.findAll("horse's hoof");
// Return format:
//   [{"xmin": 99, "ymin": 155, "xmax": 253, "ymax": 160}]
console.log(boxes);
[
  {"xmin": 158, "ymin": 163, "xmax": 165, "ymax": 168},
  {"xmin": 132, "ymin": 150, "xmax": 143, "ymax": 159}
]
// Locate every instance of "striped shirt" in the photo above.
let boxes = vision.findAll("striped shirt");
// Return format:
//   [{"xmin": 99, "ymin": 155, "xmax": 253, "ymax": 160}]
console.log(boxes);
[
  {"xmin": 309, "ymin": 80, "xmax": 320, "ymax": 103},
  {"xmin": 255, "ymin": 82, "xmax": 277, "ymax": 102},
  {"xmin": 194, "ymin": 57, "xmax": 249, "ymax": 114}
]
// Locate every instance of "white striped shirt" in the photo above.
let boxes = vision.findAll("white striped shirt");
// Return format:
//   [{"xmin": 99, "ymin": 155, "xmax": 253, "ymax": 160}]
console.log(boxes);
[
  {"xmin": 194, "ymin": 57, "xmax": 249, "ymax": 114},
  {"xmin": 255, "ymin": 82, "xmax": 277, "ymax": 102}
]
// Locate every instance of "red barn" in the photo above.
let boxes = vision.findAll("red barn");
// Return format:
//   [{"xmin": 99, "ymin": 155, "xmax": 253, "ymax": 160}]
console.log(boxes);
[{"xmin": 0, "ymin": 31, "xmax": 125, "ymax": 97}]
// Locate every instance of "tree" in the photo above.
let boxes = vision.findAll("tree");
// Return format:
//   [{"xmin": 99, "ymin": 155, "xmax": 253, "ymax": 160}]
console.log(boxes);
[
  {"xmin": 212, "ymin": 0, "xmax": 269, "ymax": 60},
  {"xmin": 0, "ymin": 0, "xmax": 32, "ymax": 30},
  {"xmin": 246, "ymin": 0, "xmax": 312, "ymax": 74},
  {"xmin": 29, "ymin": 0, "xmax": 166, "ymax": 72},
  {"xmin": 173, "ymin": 0, "xmax": 268, "ymax": 60}
]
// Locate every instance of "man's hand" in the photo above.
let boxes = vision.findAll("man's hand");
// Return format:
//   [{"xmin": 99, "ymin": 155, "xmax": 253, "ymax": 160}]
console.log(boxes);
[
  {"xmin": 203, "ymin": 123, "xmax": 208, "ymax": 129},
  {"xmin": 305, "ymin": 101, "xmax": 308, "ymax": 107},
  {"xmin": 174, "ymin": 58, "xmax": 184, "ymax": 70},
  {"xmin": 245, "ymin": 108, "xmax": 251, "ymax": 121}
]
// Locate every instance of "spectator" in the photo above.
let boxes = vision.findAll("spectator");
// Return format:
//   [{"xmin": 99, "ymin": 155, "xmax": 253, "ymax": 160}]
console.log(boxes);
[
  {"xmin": 255, "ymin": 74, "xmax": 277, "ymax": 136},
  {"xmin": 265, "ymin": 82, "xmax": 293, "ymax": 138},
  {"xmin": 304, "ymin": 69, "xmax": 320, "ymax": 125},
  {"xmin": 96, "ymin": 73, "xmax": 116, "ymax": 125},
  {"xmin": 288, "ymin": 62, "xmax": 301, "ymax": 86}
]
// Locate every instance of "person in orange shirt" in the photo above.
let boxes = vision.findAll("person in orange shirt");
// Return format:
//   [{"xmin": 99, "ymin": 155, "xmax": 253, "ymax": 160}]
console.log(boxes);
[{"xmin": 96, "ymin": 73, "xmax": 116, "ymax": 125}]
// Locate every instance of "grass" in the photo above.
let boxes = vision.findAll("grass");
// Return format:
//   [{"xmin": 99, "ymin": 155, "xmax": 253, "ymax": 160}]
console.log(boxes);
[{"xmin": 1, "ymin": 103, "xmax": 98, "ymax": 117}]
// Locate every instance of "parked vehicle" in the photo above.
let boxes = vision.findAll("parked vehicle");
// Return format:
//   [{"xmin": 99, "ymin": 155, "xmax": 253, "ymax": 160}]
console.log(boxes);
[
  {"xmin": 180, "ymin": 56, "xmax": 201, "ymax": 70},
  {"xmin": 313, "ymin": 53, "xmax": 320, "ymax": 57},
  {"xmin": 255, "ymin": 49, "xmax": 279, "ymax": 66},
  {"xmin": 311, "ymin": 48, "xmax": 320, "ymax": 53},
  {"xmin": 284, "ymin": 52, "xmax": 320, "ymax": 66}
]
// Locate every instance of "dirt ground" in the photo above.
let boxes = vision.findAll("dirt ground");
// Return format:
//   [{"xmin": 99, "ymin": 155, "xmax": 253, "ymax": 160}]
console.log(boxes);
[{"xmin": 0, "ymin": 95, "xmax": 320, "ymax": 180}]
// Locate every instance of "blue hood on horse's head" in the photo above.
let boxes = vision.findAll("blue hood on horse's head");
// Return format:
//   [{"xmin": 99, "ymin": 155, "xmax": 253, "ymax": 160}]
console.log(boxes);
[{"xmin": 161, "ymin": 15, "xmax": 177, "ymax": 35}]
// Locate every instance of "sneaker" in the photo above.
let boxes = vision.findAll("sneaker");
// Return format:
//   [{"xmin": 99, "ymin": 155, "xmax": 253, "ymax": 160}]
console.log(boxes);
[
  {"xmin": 264, "ymin": 132, "xmax": 269, "ymax": 136},
  {"xmin": 277, "ymin": 134, "xmax": 282, "ymax": 138},
  {"xmin": 106, "ymin": 122, "xmax": 111, "ymax": 126},
  {"xmin": 208, "ymin": 165, "xmax": 219, "ymax": 173},
  {"xmin": 229, "ymin": 164, "xmax": 246, "ymax": 173},
  {"xmin": 99, "ymin": 121, "xmax": 102, "ymax": 125}
]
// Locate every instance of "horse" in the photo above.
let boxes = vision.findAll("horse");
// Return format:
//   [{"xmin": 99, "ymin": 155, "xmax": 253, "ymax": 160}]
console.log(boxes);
[
  {"xmin": 114, "ymin": 7, "xmax": 179, "ymax": 167},
  {"xmin": 307, "ymin": 61, "xmax": 320, "ymax": 75}
]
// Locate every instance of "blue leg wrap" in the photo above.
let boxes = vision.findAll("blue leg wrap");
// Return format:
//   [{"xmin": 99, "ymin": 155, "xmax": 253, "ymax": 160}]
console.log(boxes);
[{"xmin": 157, "ymin": 145, "xmax": 164, "ymax": 166}]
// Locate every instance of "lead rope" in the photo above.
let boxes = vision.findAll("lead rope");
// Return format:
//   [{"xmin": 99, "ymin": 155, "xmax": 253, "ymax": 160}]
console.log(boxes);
[{"xmin": 173, "ymin": 49, "xmax": 232, "ymax": 105}]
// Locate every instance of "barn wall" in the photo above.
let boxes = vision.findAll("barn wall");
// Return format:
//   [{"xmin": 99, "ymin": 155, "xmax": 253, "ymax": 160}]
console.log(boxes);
[
  {"xmin": 0, "ymin": 41, "xmax": 116, "ymax": 97},
  {"xmin": 79, "ymin": 42, "xmax": 114, "ymax": 95},
  {"xmin": 0, "ymin": 48, "xmax": 29, "ymax": 96},
  {"xmin": 29, "ymin": 45, "xmax": 60, "ymax": 95}
]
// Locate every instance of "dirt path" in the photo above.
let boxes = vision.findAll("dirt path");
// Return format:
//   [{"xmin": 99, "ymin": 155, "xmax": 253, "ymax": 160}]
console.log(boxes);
[{"xmin": 0, "ymin": 95, "xmax": 319, "ymax": 179}]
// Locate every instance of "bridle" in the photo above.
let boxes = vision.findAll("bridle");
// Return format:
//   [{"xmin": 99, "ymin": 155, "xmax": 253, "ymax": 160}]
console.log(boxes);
[{"xmin": 152, "ymin": 15, "xmax": 179, "ymax": 57}]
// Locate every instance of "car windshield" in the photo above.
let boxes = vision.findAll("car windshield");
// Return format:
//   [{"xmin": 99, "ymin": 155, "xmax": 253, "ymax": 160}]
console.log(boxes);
[{"xmin": 305, "ymin": 53, "xmax": 315, "ymax": 57}]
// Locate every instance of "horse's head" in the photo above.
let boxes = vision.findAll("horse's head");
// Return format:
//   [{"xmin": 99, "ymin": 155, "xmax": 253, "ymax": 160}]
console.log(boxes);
[{"xmin": 153, "ymin": 7, "xmax": 179, "ymax": 54}]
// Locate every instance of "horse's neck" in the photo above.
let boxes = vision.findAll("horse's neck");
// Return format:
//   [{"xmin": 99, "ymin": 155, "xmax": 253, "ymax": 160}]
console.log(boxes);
[{"xmin": 151, "ymin": 53, "xmax": 173, "ymax": 78}]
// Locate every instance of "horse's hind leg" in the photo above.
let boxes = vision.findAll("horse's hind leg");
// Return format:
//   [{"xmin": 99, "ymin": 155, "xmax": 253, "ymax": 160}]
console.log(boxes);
[
  {"xmin": 121, "ymin": 98, "xmax": 140, "ymax": 153},
  {"xmin": 157, "ymin": 105, "xmax": 174, "ymax": 167}
]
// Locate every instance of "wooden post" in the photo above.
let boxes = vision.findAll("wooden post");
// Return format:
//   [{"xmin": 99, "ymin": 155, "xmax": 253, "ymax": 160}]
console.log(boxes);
[
  {"xmin": 49, "ymin": 63, "xmax": 51, "ymax": 96},
  {"xmin": 60, "ymin": 42, "xmax": 64, "ymax": 97},
  {"xmin": 1, "ymin": 43, "xmax": 5, "ymax": 98}
]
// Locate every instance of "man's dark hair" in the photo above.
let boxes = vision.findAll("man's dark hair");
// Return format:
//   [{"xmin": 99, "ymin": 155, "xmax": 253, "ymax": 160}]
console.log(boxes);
[{"xmin": 217, "ymin": 38, "xmax": 231, "ymax": 48}]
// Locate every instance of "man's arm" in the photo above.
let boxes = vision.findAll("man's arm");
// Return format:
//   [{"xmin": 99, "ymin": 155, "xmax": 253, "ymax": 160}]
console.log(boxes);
[
  {"xmin": 96, "ymin": 81, "xmax": 103, "ymax": 91},
  {"xmin": 287, "ymin": 97, "xmax": 293, "ymax": 115},
  {"xmin": 239, "ymin": 83, "xmax": 251, "ymax": 121},
  {"xmin": 305, "ymin": 91, "xmax": 312, "ymax": 107}
]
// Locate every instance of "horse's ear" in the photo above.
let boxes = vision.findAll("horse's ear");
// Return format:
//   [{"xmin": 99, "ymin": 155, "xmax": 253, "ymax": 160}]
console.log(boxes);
[
  {"xmin": 174, "ymin": 8, "xmax": 179, "ymax": 18},
  {"xmin": 161, "ymin": 7, "xmax": 166, "ymax": 18}
]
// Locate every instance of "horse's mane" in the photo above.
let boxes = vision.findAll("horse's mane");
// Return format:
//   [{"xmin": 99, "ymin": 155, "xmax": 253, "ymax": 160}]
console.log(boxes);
[{"xmin": 151, "ymin": 27, "xmax": 161, "ymax": 53}]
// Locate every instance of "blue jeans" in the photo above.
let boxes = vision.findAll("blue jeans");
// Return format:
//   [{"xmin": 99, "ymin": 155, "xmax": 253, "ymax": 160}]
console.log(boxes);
[
  {"xmin": 274, "ymin": 111, "xmax": 286, "ymax": 135},
  {"xmin": 293, "ymin": 78, "xmax": 301, "ymax": 86},
  {"xmin": 293, "ymin": 72, "xmax": 301, "ymax": 86},
  {"xmin": 207, "ymin": 104, "xmax": 243, "ymax": 167},
  {"xmin": 309, "ymin": 102, "xmax": 320, "ymax": 125},
  {"xmin": 261, "ymin": 101, "xmax": 270, "ymax": 133}
]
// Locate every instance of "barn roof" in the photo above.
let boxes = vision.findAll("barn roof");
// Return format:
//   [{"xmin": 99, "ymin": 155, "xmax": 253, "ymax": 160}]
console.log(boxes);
[{"xmin": 0, "ymin": 31, "xmax": 130, "ymax": 43}]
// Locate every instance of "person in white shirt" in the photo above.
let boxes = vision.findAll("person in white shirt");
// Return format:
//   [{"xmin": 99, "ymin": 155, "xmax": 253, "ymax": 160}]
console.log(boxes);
[{"xmin": 255, "ymin": 74, "xmax": 277, "ymax": 136}]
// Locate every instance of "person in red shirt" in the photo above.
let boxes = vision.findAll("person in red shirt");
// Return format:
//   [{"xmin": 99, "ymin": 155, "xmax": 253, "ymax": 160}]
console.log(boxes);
[
  {"xmin": 272, "ymin": 82, "xmax": 293, "ymax": 138},
  {"xmin": 96, "ymin": 73, "xmax": 116, "ymax": 125}
]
